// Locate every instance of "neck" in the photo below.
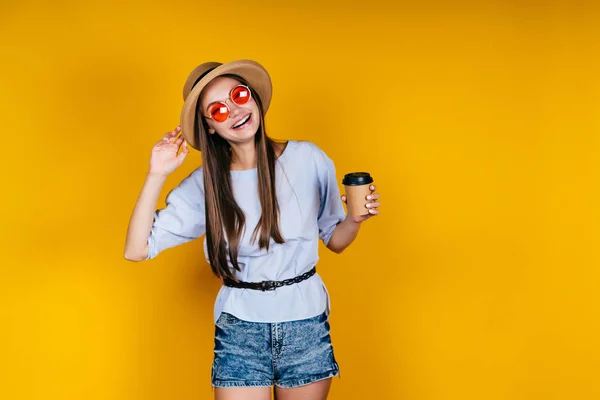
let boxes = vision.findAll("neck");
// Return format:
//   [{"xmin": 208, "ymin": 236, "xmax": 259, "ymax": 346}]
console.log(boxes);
[{"xmin": 229, "ymin": 140, "xmax": 258, "ymax": 171}]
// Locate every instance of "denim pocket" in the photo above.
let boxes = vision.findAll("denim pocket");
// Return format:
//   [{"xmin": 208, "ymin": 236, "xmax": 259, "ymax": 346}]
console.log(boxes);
[{"xmin": 216, "ymin": 312, "xmax": 243, "ymax": 326}]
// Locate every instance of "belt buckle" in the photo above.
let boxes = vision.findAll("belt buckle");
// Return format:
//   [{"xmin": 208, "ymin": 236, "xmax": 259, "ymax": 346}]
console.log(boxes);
[{"xmin": 260, "ymin": 280, "xmax": 275, "ymax": 291}]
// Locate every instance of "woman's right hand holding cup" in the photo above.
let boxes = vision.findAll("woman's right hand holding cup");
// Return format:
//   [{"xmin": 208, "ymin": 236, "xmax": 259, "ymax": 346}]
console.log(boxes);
[{"xmin": 149, "ymin": 126, "xmax": 188, "ymax": 176}]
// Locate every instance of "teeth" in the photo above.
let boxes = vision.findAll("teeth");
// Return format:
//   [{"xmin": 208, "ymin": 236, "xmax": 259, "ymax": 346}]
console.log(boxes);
[{"xmin": 233, "ymin": 114, "xmax": 250, "ymax": 128}]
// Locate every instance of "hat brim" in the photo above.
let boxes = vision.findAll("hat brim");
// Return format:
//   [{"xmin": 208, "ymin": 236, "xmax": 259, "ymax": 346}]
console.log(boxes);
[{"xmin": 180, "ymin": 60, "xmax": 272, "ymax": 150}]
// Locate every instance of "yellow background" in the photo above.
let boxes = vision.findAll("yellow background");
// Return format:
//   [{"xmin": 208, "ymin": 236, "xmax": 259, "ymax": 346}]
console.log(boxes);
[{"xmin": 1, "ymin": 0, "xmax": 599, "ymax": 399}]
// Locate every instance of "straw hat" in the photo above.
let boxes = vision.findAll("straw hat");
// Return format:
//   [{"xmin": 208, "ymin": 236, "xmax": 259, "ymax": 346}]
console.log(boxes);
[{"xmin": 180, "ymin": 59, "xmax": 273, "ymax": 150}]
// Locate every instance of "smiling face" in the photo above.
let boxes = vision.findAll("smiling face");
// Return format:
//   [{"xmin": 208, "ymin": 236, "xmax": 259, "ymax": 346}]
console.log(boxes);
[{"xmin": 199, "ymin": 76, "xmax": 261, "ymax": 145}]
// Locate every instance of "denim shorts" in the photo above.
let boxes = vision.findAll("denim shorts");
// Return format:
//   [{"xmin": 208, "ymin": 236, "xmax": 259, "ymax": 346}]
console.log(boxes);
[{"xmin": 211, "ymin": 311, "xmax": 340, "ymax": 388}]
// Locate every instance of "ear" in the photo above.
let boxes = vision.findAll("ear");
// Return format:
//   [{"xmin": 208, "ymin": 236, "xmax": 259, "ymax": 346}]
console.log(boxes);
[{"xmin": 208, "ymin": 128, "xmax": 216, "ymax": 135}]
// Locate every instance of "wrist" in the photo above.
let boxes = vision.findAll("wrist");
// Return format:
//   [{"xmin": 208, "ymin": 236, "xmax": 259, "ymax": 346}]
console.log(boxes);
[
  {"xmin": 147, "ymin": 170, "xmax": 169, "ymax": 180},
  {"xmin": 343, "ymin": 214, "xmax": 362, "ymax": 227}
]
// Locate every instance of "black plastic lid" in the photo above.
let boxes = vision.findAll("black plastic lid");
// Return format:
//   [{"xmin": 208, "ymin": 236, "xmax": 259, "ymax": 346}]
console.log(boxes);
[{"xmin": 342, "ymin": 172, "xmax": 373, "ymax": 186}]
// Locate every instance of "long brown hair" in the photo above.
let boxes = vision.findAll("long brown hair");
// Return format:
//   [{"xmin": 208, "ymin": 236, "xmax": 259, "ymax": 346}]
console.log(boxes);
[{"xmin": 193, "ymin": 74, "xmax": 285, "ymax": 280}]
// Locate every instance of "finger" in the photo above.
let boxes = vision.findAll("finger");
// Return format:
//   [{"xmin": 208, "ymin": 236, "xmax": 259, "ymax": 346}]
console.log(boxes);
[
  {"xmin": 370, "ymin": 185, "xmax": 376, "ymax": 192},
  {"xmin": 175, "ymin": 135, "xmax": 185, "ymax": 146},
  {"xmin": 164, "ymin": 129, "xmax": 178, "ymax": 141},
  {"xmin": 366, "ymin": 193, "xmax": 380, "ymax": 201},
  {"xmin": 368, "ymin": 208, "xmax": 380, "ymax": 215},
  {"xmin": 177, "ymin": 139, "xmax": 187, "ymax": 153},
  {"xmin": 341, "ymin": 195, "xmax": 347, "ymax": 203},
  {"xmin": 176, "ymin": 141, "xmax": 188, "ymax": 162},
  {"xmin": 366, "ymin": 202, "xmax": 381, "ymax": 209},
  {"xmin": 157, "ymin": 136, "xmax": 173, "ymax": 147}
]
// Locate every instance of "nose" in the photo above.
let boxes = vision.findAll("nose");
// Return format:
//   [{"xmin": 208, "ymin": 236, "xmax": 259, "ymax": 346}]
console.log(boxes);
[{"xmin": 227, "ymin": 99, "xmax": 243, "ymax": 119}]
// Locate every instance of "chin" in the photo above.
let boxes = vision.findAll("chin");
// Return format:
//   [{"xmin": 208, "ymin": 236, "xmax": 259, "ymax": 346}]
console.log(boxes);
[{"xmin": 222, "ymin": 129, "xmax": 257, "ymax": 146}]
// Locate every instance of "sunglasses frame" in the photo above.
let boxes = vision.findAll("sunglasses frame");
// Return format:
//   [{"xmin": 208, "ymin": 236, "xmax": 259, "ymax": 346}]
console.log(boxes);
[{"xmin": 203, "ymin": 84, "xmax": 252, "ymax": 122}]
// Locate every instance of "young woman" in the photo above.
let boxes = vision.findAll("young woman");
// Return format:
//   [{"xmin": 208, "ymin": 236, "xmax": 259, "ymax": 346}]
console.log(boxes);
[{"xmin": 124, "ymin": 60, "xmax": 381, "ymax": 400}]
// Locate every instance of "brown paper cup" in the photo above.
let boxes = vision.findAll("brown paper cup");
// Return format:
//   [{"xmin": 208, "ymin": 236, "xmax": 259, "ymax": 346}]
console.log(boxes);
[{"xmin": 344, "ymin": 184, "xmax": 372, "ymax": 217}]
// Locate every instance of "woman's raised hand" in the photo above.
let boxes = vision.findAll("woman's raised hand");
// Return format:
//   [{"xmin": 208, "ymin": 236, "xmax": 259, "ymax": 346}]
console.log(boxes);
[{"xmin": 149, "ymin": 126, "xmax": 188, "ymax": 176}]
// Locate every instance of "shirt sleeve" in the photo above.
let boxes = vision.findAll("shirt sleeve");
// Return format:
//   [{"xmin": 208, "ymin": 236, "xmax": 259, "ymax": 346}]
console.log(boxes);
[
  {"xmin": 311, "ymin": 144, "xmax": 347, "ymax": 246},
  {"xmin": 146, "ymin": 167, "xmax": 206, "ymax": 259}
]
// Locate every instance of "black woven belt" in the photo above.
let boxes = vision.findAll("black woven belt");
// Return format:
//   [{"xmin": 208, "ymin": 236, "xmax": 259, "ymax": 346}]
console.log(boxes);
[{"xmin": 223, "ymin": 266, "xmax": 317, "ymax": 291}]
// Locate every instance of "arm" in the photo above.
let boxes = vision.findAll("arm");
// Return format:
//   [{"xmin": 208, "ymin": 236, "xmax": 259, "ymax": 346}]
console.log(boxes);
[
  {"xmin": 124, "ymin": 172, "xmax": 168, "ymax": 261},
  {"xmin": 124, "ymin": 126, "xmax": 189, "ymax": 261},
  {"xmin": 311, "ymin": 142, "xmax": 382, "ymax": 254},
  {"xmin": 325, "ymin": 217, "xmax": 361, "ymax": 254}
]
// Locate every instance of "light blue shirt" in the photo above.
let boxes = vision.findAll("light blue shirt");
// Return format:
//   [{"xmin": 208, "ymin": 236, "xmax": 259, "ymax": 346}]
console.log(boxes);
[{"xmin": 147, "ymin": 140, "xmax": 347, "ymax": 323}]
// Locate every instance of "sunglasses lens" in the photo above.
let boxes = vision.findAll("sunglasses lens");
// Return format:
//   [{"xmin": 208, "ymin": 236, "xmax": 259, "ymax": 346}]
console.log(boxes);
[
  {"xmin": 209, "ymin": 103, "xmax": 229, "ymax": 122},
  {"xmin": 231, "ymin": 85, "xmax": 250, "ymax": 105}
]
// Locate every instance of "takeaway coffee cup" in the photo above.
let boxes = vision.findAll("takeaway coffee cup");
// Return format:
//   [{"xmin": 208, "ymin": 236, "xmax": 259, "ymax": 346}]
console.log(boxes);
[{"xmin": 342, "ymin": 172, "xmax": 374, "ymax": 217}]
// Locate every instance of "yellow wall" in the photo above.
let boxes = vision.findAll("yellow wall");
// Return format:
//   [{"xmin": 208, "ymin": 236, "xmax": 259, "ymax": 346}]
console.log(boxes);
[{"xmin": 2, "ymin": 1, "xmax": 599, "ymax": 399}]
